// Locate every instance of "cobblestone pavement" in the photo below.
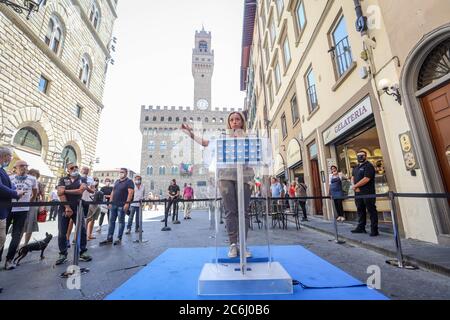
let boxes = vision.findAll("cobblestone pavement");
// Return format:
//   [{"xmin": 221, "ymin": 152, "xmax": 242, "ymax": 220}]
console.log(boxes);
[{"xmin": 0, "ymin": 206, "xmax": 449, "ymax": 300}]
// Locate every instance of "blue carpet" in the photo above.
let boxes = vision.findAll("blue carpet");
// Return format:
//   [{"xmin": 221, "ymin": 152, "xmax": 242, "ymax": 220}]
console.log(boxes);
[{"xmin": 106, "ymin": 245, "xmax": 388, "ymax": 300}]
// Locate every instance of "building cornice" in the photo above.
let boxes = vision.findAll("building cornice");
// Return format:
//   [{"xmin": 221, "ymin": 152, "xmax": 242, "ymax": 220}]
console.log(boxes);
[{"xmin": 0, "ymin": 7, "xmax": 105, "ymax": 108}]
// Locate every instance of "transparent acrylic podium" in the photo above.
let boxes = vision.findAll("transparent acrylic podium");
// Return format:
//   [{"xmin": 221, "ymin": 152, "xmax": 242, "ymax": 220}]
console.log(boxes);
[{"xmin": 198, "ymin": 136, "xmax": 293, "ymax": 296}]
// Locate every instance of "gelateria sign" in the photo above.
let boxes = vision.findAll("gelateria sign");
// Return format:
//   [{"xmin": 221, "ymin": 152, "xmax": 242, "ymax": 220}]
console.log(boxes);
[{"xmin": 322, "ymin": 96, "xmax": 373, "ymax": 145}]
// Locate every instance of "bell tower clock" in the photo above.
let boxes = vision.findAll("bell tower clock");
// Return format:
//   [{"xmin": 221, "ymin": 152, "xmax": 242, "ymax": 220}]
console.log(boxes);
[{"xmin": 192, "ymin": 26, "xmax": 214, "ymax": 110}]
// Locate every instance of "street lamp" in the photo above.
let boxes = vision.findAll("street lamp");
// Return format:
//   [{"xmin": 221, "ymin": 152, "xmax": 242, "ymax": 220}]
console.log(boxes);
[{"xmin": 0, "ymin": 0, "xmax": 44, "ymax": 19}]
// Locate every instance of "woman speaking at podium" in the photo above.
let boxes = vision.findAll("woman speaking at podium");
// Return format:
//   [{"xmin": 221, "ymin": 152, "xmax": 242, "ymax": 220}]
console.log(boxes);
[{"xmin": 181, "ymin": 112, "xmax": 254, "ymax": 258}]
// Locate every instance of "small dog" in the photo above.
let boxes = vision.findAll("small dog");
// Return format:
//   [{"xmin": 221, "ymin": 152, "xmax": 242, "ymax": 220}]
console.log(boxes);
[{"xmin": 14, "ymin": 232, "xmax": 53, "ymax": 266}]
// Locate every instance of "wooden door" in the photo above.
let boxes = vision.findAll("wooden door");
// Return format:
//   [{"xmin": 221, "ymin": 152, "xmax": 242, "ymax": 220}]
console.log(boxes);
[
  {"xmin": 421, "ymin": 81, "xmax": 450, "ymax": 196},
  {"xmin": 310, "ymin": 159, "xmax": 323, "ymax": 215}
]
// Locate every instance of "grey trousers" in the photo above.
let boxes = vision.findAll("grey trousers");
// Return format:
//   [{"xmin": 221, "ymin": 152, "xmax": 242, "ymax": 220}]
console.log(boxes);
[{"xmin": 218, "ymin": 180, "xmax": 251, "ymax": 244}]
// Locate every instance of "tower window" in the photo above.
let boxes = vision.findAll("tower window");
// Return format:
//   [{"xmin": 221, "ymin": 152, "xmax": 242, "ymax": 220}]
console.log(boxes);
[{"xmin": 199, "ymin": 40, "xmax": 208, "ymax": 52}]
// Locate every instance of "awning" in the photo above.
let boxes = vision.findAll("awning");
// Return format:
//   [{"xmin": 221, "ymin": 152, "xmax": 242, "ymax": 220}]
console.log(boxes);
[{"xmin": 13, "ymin": 149, "xmax": 55, "ymax": 178}]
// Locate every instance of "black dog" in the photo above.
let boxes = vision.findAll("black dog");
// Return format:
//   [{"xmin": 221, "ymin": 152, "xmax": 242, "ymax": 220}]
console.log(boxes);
[{"xmin": 13, "ymin": 233, "xmax": 53, "ymax": 266}]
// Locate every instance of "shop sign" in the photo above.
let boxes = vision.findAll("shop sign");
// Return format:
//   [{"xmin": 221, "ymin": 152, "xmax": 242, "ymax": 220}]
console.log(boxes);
[
  {"xmin": 287, "ymin": 139, "xmax": 302, "ymax": 167},
  {"xmin": 323, "ymin": 96, "xmax": 373, "ymax": 145}
]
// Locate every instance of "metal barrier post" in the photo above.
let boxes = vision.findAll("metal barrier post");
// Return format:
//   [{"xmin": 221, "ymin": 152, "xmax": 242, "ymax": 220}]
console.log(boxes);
[
  {"xmin": 265, "ymin": 197, "xmax": 272, "ymax": 269},
  {"xmin": 61, "ymin": 200, "xmax": 89, "ymax": 278},
  {"xmin": 161, "ymin": 199, "xmax": 171, "ymax": 231},
  {"xmin": 330, "ymin": 196, "xmax": 345, "ymax": 244},
  {"xmin": 386, "ymin": 191, "xmax": 408, "ymax": 268},
  {"xmin": 173, "ymin": 197, "xmax": 180, "ymax": 224},
  {"xmin": 134, "ymin": 200, "xmax": 148, "ymax": 243}
]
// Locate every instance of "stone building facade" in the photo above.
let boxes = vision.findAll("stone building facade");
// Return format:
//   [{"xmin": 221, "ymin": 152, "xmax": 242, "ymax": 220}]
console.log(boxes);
[
  {"xmin": 240, "ymin": 0, "xmax": 450, "ymax": 244},
  {"xmin": 140, "ymin": 28, "xmax": 242, "ymax": 198},
  {"xmin": 0, "ymin": 0, "xmax": 118, "ymax": 193},
  {"xmin": 93, "ymin": 168, "xmax": 136, "ymax": 186}
]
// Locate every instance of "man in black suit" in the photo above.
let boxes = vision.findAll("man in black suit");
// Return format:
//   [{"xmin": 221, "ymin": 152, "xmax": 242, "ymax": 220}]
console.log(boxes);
[{"xmin": 0, "ymin": 147, "xmax": 25, "ymax": 293}]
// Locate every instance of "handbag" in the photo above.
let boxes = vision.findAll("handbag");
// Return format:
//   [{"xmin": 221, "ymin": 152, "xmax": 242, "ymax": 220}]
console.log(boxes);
[{"xmin": 37, "ymin": 208, "xmax": 48, "ymax": 223}]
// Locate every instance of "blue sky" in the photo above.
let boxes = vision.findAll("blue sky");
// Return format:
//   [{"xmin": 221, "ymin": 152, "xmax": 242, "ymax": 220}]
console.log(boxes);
[{"xmin": 96, "ymin": 0, "xmax": 246, "ymax": 172}]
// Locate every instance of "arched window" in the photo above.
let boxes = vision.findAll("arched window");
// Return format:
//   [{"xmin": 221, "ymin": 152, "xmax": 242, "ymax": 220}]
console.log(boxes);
[
  {"xmin": 13, "ymin": 127, "xmax": 42, "ymax": 153},
  {"xmin": 219, "ymin": 118, "xmax": 224, "ymax": 123},
  {"xmin": 199, "ymin": 40, "xmax": 208, "ymax": 52},
  {"xmin": 79, "ymin": 54, "xmax": 91, "ymax": 85},
  {"xmin": 171, "ymin": 166, "xmax": 179, "ymax": 175},
  {"xmin": 159, "ymin": 166, "xmax": 166, "ymax": 175},
  {"xmin": 89, "ymin": 1, "xmax": 101, "ymax": 30},
  {"xmin": 418, "ymin": 39, "xmax": 450, "ymax": 90},
  {"xmin": 153, "ymin": 116, "xmax": 157, "ymax": 121},
  {"xmin": 205, "ymin": 117, "xmax": 208, "ymax": 122},
  {"xmin": 146, "ymin": 166, "xmax": 153, "ymax": 176},
  {"xmin": 160, "ymin": 141, "xmax": 167, "ymax": 150},
  {"xmin": 150, "ymin": 181, "xmax": 154, "ymax": 190},
  {"xmin": 45, "ymin": 15, "xmax": 64, "ymax": 55},
  {"xmin": 145, "ymin": 116, "xmax": 149, "ymax": 121},
  {"xmin": 168, "ymin": 117, "xmax": 172, "ymax": 122},
  {"xmin": 61, "ymin": 145, "xmax": 77, "ymax": 168},
  {"xmin": 148, "ymin": 140, "xmax": 155, "ymax": 151},
  {"xmin": 176, "ymin": 117, "xmax": 179, "ymax": 122},
  {"xmin": 183, "ymin": 117, "xmax": 187, "ymax": 122},
  {"xmin": 212, "ymin": 117, "xmax": 216, "ymax": 123}
]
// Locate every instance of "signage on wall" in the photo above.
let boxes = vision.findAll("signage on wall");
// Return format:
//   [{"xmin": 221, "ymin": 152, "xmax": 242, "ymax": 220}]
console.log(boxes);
[
  {"xmin": 322, "ymin": 96, "xmax": 373, "ymax": 145},
  {"xmin": 399, "ymin": 131, "xmax": 420, "ymax": 171}
]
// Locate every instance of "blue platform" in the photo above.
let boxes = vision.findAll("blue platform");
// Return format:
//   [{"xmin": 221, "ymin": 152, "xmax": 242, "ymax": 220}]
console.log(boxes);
[{"xmin": 106, "ymin": 245, "xmax": 388, "ymax": 300}]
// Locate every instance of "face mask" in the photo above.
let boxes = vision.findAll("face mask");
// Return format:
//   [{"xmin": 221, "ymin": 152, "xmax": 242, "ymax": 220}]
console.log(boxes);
[
  {"xmin": 357, "ymin": 155, "xmax": 366, "ymax": 163},
  {"xmin": 93, "ymin": 181, "xmax": 99, "ymax": 186},
  {"xmin": 70, "ymin": 170, "xmax": 79, "ymax": 177},
  {"xmin": 1, "ymin": 161, "xmax": 10, "ymax": 168},
  {"xmin": 82, "ymin": 173, "xmax": 88, "ymax": 178},
  {"xmin": 135, "ymin": 180, "xmax": 141, "ymax": 185}
]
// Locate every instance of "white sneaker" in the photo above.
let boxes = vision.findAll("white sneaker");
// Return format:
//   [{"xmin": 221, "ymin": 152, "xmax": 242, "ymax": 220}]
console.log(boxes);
[
  {"xmin": 228, "ymin": 244, "xmax": 238, "ymax": 258},
  {"xmin": 5, "ymin": 260, "xmax": 16, "ymax": 270},
  {"xmin": 96, "ymin": 226, "xmax": 102, "ymax": 233},
  {"xmin": 245, "ymin": 248, "xmax": 252, "ymax": 258}
]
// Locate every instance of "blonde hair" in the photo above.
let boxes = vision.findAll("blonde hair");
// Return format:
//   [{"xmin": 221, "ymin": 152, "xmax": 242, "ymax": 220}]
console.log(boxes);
[{"xmin": 226, "ymin": 112, "xmax": 247, "ymax": 132}]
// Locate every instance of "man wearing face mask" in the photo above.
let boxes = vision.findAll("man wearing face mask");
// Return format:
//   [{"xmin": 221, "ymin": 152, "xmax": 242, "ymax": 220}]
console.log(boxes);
[
  {"xmin": 351, "ymin": 150, "xmax": 379, "ymax": 236},
  {"xmin": 100, "ymin": 168, "xmax": 134, "ymax": 246},
  {"xmin": 98, "ymin": 178, "xmax": 113, "ymax": 233},
  {"xmin": 126, "ymin": 175, "xmax": 145, "ymax": 234},
  {"xmin": 0, "ymin": 148, "xmax": 25, "ymax": 275},
  {"xmin": 2, "ymin": 160, "xmax": 37, "ymax": 270},
  {"xmin": 55, "ymin": 162, "xmax": 92, "ymax": 265}
]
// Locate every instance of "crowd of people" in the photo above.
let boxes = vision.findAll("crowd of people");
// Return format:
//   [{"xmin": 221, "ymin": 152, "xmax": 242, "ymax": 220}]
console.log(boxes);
[{"xmin": 0, "ymin": 110, "xmax": 380, "ymax": 294}]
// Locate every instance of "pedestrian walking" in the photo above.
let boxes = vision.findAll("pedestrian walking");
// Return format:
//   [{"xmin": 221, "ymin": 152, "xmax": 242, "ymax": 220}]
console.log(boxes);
[
  {"xmin": 99, "ymin": 168, "xmax": 134, "ymax": 246},
  {"xmin": 182, "ymin": 111, "xmax": 254, "ymax": 258},
  {"xmin": 351, "ymin": 150, "xmax": 379, "ymax": 236},
  {"xmin": 126, "ymin": 175, "xmax": 145, "ymax": 234},
  {"xmin": 295, "ymin": 177, "xmax": 308, "ymax": 221}
]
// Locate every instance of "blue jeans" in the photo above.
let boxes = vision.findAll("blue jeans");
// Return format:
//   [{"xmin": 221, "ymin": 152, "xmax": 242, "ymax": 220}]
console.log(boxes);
[
  {"xmin": 127, "ymin": 206, "xmax": 140, "ymax": 231},
  {"xmin": 107, "ymin": 205, "xmax": 126, "ymax": 240}
]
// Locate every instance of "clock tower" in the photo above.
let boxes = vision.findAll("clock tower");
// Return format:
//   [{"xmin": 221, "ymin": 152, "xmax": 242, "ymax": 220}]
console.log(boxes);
[{"xmin": 192, "ymin": 26, "xmax": 214, "ymax": 110}]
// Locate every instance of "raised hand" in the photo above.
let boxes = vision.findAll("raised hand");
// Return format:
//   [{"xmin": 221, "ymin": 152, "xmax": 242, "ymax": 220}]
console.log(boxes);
[{"xmin": 181, "ymin": 123, "xmax": 193, "ymax": 137}]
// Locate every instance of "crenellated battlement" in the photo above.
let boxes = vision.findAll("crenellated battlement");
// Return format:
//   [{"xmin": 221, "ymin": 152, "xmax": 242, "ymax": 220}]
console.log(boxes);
[{"xmin": 141, "ymin": 105, "xmax": 243, "ymax": 113}]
